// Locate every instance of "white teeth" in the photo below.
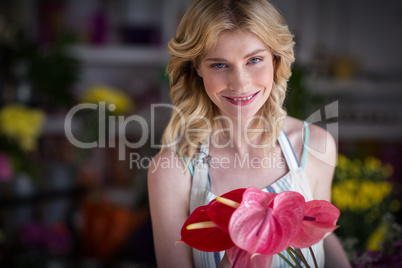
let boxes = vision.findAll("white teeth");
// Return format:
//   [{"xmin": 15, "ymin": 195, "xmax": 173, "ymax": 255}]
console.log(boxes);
[{"xmin": 232, "ymin": 95, "xmax": 253, "ymax": 101}]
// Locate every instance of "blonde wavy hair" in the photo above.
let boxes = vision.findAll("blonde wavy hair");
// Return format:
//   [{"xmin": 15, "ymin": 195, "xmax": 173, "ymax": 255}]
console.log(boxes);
[{"xmin": 162, "ymin": 0, "xmax": 295, "ymax": 160}]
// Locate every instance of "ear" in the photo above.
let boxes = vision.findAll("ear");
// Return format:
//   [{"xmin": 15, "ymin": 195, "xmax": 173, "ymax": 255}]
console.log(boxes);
[{"xmin": 193, "ymin": 60, "xmax": 203, "ymax": 77}]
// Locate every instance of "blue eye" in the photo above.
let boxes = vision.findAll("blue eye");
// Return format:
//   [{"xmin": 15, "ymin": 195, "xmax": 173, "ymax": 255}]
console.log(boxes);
[
  {"xmin": 212, "ymin": 63, "xmax": 226, "ymax": 69},
  {"xmin": 249, "ymin": 58, "xmax": 262, "ymax": 64}
]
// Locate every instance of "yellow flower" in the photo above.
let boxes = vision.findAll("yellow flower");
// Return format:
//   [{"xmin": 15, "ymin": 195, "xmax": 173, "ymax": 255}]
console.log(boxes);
[
  {"xmin": 0, "ymin": 104, "xmax": 45, "ymax": 151},
  {"xmin": 337, "ymin": 154, "xmax": 349, "ymax": 167},
  {"xmin": 81, "ymin": 84, "xmax": 134, "ymax": 115},
  {"xmin": 366, "ymin": 222, "xmax": 387, "ymax": 251},
  {"xmin": 332, "ymin": 179, "xmax": 392, "ymax": 212},
  {"xmin": 365, "ymin": 156, "xmax": 381, "ymax": 170}
]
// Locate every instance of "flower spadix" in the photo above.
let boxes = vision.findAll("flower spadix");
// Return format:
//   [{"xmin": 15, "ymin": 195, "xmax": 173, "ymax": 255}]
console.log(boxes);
[
  {"xmin": 186, "ymin": 221, "xmax": 217, "ymax": 230},
  {"xmin": 180, "ymin": 186, "xmax": 341, "ymax": 268},
  {"xmin": 180, "ymin": 205, "xmax": 233, "ymax": 251},
  {"xmin": 180, "ymin": 188, "xmax": 246, "ymax": 252},
  {"xmin": 208, "ymin": 188, "xmax": 244, "ymax": 233}
]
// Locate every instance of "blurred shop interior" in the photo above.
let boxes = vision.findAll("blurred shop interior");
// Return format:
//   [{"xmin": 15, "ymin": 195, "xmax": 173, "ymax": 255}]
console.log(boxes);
[{"xmin": 0, "ymin": 0, "xmax": 401, "ymax": 267}]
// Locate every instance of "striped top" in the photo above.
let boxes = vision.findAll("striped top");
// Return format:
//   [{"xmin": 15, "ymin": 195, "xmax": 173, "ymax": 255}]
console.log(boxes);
[{"xmin": 188, "ymin": 124, "xmax": 325, "ymax": 268}]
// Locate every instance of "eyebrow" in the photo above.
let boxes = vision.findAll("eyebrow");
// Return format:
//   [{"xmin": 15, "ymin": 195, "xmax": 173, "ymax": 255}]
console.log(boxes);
[{"xmin": 204, "ymin": 48, "xmax": 267, "ymax": 62}]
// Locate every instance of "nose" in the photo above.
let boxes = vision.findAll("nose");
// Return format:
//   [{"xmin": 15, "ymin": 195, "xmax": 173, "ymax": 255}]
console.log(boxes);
[{"xmin": 228, "ymin": 67, "xmax": 249, "ymax": 91}]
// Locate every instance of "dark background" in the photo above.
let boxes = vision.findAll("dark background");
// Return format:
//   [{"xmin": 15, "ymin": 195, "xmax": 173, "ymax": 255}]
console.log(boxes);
[{"xmin": 0, "ymin": 0, "xmax": 401, "ymax": 267}]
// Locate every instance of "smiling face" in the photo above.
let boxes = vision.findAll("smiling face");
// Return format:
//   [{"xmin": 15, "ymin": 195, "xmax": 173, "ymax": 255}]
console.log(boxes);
[{"xmin": 196, "ymin": 30, "xmax": 274, "ymax": 121}]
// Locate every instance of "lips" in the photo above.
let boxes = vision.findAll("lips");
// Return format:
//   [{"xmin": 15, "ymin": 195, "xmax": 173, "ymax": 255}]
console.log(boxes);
[{"xmin": 223, "ymin": 91, "xmax": 260, "ymax": 106}]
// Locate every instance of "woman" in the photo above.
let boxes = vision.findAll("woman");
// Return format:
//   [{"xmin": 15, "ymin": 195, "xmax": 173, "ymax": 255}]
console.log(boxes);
[{"xmin": 148, "ymin": 0, "xmax": 351, "ymax": 267}]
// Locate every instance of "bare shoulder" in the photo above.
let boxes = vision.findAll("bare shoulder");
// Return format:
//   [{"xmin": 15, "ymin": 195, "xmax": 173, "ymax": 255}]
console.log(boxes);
[
  {"xmin": 283, "ymin": 116, "xmax": 336, "ymax": 164},
  {"xmin": 147, "ymin": 149, "xmax": 192, "ymax": 203},
  {"xmin": 148, "ymin": 149, "xmax": 190, "ymax": 178},
  {"xmin": 282, "ymin": 116, "xmax": 305, "ymax": 159},
  {"xmin": 304, "ymin": 121, "xmax": 337, "ymax": 172},
  {"xmin": 284, "ymin": 116, "xmax": 337, "ymax": 201},
  {"xmin": 147, "ymin": 149, "xmax": 193, "ymax": 227},
  {"xmin": 147, "ymin": 149, "xmax": 194, "ymax": 267}
]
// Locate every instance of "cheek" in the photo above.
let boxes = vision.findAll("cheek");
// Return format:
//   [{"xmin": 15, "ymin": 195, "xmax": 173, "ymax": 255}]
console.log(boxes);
[
  {"xmin": 255, "ymin": 65, "xmax": 274, "ymax": 88},
  {"xmin": 203, "ymin": 74, "xmax": 224, "ymax": 95}
]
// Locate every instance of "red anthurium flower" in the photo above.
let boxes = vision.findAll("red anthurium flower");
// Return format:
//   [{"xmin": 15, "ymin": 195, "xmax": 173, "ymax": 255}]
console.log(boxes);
[
  {"xmin": 180, "ymin": 188, "xmax": 245, "ymax": 252},
  {"xmin": 208, "ymin": 188, "xmax": 246, "ymax": 233},
  {"xmin": 229, "ymin": 187, "xmax": 306, "ymax": 255},
  {"xmin": 227, "ymin": 247, "xmax": 273, "ymax": 268},
  {"xmin": 291, "ymin": 200, "xmax": 340, "ymax": 249},
  {"xmin": 180, "ymin": 186, "xmax": 342, "ymax": 268},
  {"xmin": 180, "ymin": 205, "xmax": 234, "ymax": 252}
]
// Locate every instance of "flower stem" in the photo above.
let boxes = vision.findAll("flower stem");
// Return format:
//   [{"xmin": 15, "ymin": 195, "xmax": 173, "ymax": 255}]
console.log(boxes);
[
  {"xmin": 286, "ymin": 248, "xmax": 303, "ymax": 268},
  {"xmin": 295, "ymin": 248, "xmax": 309, "ymax": 268},
  {"xmin": 278, "ymin": 252, "xmax": 297, "ymax": 268},
  {"xmin": 309, "ymin": 247, "xmax": 318, "ymax": 268},
  {"xmin": 288, "ymin": 247, "xmax": 301, "ymax": 260},
  {"xmin": 232, "ymin": 248, "xmax": 242, "ymax": 268}
]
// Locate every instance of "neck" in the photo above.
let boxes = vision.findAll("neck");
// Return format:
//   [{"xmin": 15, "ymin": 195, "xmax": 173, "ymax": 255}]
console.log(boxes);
[{"xmin": 211, "ymin": 116, "xmax": 268, "ymax": 155}]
